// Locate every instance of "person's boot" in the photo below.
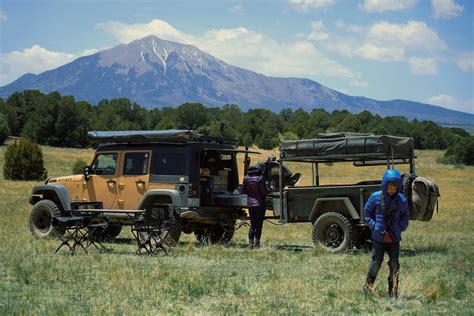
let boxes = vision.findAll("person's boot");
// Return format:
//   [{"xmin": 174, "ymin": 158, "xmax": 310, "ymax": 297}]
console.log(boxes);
[
  {"xmin": 254, "ymin": 239, "xmax": 261, "ymax": 248},
  {"xmin": 249, "ymin": 239, "xmax": 254, "ymax": 249},
  {"xmin": 362, "ymin": 275, "xmax": 376, "ymax": 294},
  {"xmin": 388, "ymin": 273, "xmax": 399, "ymax": 298}
]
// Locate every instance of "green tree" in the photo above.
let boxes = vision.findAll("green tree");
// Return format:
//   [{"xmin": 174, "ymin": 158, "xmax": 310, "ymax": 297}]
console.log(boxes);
[
  {"xmin": 3, "ymin": 138, "xmax": 47, "ymax": 180},
  {"xmin": 0, "ymin": 113, "xmax": 10, "ymax": 145},
  {"xmin": 442, "ymin": 136, "xmax": 474, "ymax": 165},
  {"xmin": 175, "ymin": 103, "xmax": 210, "ymax": 130}
]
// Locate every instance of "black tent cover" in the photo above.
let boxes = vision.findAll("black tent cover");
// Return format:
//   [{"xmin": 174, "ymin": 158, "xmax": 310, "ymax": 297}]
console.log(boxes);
[
  {"xmin": 88, "ymin": 130, "xmax": 194, "ymax": 143},
  {"xmin": 281, "ymin": 133, "xmax": 414, "ymax": 160}
]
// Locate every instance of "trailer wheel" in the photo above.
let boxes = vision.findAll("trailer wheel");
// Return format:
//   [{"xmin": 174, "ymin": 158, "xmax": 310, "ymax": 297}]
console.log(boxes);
[{"xmin": 312, "ymin": 212, "xmax": 355, "ymax": 253}]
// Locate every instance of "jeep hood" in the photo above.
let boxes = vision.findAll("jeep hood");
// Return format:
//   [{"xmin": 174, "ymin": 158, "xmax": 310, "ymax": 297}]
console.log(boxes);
[{"xmin": 47, "ymin": 174, "xmax": 84, "ymax": 184}]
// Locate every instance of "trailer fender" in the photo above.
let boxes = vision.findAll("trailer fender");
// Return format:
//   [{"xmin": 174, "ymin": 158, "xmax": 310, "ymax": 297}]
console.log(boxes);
[
  {"xmin": 138, "ymin": 189, "xmax": 186, "ymax": 211},
  {"xmin": 29, "ymin": 185, "xmax": 71, "ymax": 210},
  {"xmin": 309, "ymin": 197, "xmax": 360, "ymax": 222}
]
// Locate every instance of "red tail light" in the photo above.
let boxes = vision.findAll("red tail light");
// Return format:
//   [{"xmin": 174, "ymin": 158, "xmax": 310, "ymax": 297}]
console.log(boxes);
[{"xmin": 188, "ymin": 183, "xmax": 198, "ymax": 197}]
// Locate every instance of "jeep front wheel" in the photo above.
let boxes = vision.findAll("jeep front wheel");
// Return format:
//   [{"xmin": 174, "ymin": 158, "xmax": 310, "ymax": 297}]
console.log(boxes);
[
  {"xmin": 29, "ymin": 199, "xmax": 62, "ymax": 238},
  {"xmin": 312, "ymin": 212, "xmax": 355, "ymax": 253}
]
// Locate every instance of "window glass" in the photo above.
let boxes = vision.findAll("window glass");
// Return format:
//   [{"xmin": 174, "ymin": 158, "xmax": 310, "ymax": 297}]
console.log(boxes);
[
  {"xmin": 151, "ymin": 153, "xmax": 186, "ymax": 175},
  {"xmin": 91, "ymin": 153, "xmax": 118, "ymax": 175},
  {"xmin": 123, "ymin": 152, "xmax": 150, "ymax": 175}
]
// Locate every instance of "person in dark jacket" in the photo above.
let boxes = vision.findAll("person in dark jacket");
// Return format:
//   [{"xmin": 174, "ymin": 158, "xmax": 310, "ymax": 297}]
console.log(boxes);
[
  {"xmin": 362, "ymin": 169, "xmax": 410, "ymax": 298},
  {"xmin": 242, "ymin": 165, "xmax": 270, "ymax": 248}
]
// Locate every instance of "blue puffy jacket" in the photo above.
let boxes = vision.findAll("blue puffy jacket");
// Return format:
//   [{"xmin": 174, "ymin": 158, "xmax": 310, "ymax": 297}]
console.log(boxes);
[{"xmin": 364, "ymin": 169, "xmax": 410, "ymax": 243}]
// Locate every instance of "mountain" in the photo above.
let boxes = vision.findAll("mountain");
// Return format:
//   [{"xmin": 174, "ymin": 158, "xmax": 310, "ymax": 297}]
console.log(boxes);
[{"xmin": 1, "ymin": 35, "xmax": 473, "ymax": 125}]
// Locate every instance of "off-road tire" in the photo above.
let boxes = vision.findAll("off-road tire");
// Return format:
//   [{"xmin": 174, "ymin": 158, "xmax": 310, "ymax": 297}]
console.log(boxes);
[
  {"xmin": 164, "ymin": 213, "xmax": 182, "ymax": 246},
  {"xmin": 402, "ymin": 173, "xmax": 416, "ymax": 212},
  {"xmin": 29, "ymin": 199, "xmax": 62, "ymax": 238},
  {"xmin": 195, "ymin": 222, "xmax": 235, "ymax": 244},
  {"xmin": 312, "ymin": 212, "xmax": 355, "ymax": 253}
]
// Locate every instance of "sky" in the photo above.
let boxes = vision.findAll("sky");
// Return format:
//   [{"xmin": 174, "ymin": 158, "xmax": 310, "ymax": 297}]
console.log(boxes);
[{"xmin": 0, "ymin": 0, "xmax": 473, "ymax": 114}]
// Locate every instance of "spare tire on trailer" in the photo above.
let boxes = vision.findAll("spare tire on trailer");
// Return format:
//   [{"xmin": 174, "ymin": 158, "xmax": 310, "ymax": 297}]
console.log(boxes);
[
  {"xmin": 312, "ymin": 212, "xmax": 355, "ymax": 253},
  {"xmin": 402, "ymin": 173, "xmax": 416, "ymax": 212},
  {"xmin": 29, "ymin": 199, "xmax": 62, "ymax": 238}
]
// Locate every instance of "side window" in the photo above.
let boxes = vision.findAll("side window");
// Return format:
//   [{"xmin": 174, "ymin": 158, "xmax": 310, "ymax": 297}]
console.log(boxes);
[
  {"xmin": 123, "ymin": 152, "xmax": 150, "ymax": 176},
  {"xmin": 151, "ymin": 153, "xmax": 186, "ymax": 175},
  {"xmin": 91, "ymin": 153, "xmax": 118, "ymax": 175}
]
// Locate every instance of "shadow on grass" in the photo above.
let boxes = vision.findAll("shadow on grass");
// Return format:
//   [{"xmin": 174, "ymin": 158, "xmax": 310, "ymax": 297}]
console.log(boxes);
[{"xmin": 401, "ymin": 245, "xmax": 448, "ymax": 256}]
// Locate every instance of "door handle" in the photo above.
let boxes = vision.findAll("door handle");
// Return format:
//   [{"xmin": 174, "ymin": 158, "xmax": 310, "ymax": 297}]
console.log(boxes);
[
  {"xmin": 136, "ymin": 179, "xmax": 145, "ymax": 185},
  {"xmin": 106, "ymin": 179, "xmax": 116, "ymax": 184}
]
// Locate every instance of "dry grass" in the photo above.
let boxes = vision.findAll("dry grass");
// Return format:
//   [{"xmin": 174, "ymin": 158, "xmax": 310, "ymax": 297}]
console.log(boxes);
[{"xmin": 0, "ymin": 144, "xmax": 473, "ymax": 314}]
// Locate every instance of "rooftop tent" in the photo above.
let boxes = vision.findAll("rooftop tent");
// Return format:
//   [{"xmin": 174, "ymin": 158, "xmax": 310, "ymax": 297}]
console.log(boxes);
[
  {"xmin": 281, "ymin": 133, "xmax": 414, "ymax": 161},
  {"xmin": 87, "ymin": 130, "xmax": 194, "ymax": 143}
]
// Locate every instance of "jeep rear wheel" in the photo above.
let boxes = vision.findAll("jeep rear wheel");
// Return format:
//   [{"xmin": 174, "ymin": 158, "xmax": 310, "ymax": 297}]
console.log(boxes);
[
  {"xmin": 164, "ymin": 213, "xmax": 182, "ymax": 246},
  {"xmin": 29, "ymin": 199, "xmax": 62, "ymax": 238},
  {"xmin": 312, "ymin": 212, "xmax": 355, "ymax": 253}
]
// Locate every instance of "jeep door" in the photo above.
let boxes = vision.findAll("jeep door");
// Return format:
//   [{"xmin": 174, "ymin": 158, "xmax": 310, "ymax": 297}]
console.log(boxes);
[
  {"xmin": 84, "ymin": 151, "xmax": 120, "ymax": 209},
  {"xmin": 118, "ymin": 151, "xmax": 151, "ymax": 209}
]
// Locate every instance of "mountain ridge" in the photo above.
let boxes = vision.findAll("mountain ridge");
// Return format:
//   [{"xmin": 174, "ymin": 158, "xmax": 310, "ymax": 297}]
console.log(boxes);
[{"xmin": 1, "ymin": 35, "xmax": 473, "ymax": 125}]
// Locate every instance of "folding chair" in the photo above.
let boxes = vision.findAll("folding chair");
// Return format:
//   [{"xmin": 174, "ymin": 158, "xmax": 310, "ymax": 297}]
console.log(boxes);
[
  {"xmin": 52, "ymin": 216, "xmax": 87, "ymax": 254},
  {"xmin": 84, "ymin": 216, "xmax": 110, "ymax": 251},
  {"xmin": 132, "ymin": 205, "xmax": 170, "ymax": 255}
]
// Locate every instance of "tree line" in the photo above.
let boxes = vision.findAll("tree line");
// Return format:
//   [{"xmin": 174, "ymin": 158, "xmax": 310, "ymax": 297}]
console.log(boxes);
[{"xmin": 0, "ymin": 90, "xmax": 472, "ymax": 164}]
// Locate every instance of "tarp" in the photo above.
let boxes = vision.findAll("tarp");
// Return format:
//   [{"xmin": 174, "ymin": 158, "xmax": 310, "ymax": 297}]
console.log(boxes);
[
  {"xmin": 281, "ymin": 133, "xmax": 414, "ymax": 160},
  {"xmin": 88, "ymin": 130, "xmax": 194, "ymax": 143}
]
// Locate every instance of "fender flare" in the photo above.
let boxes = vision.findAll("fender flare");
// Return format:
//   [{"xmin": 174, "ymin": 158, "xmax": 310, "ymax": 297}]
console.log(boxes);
[
  {"xmin": 308, "ymin": 197, "xmax": 360, "ymax": 222},
  {"xmin": 29, "ymin": 185, "xmax": 72, "ymax": 210},
  {"xmin": 137, "ymin": 189, "xmax": 186, "ymax": 210}
]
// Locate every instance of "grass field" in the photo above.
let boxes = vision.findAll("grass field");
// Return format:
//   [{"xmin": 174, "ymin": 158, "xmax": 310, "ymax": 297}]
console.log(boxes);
[{"xmin": 0, "ymin": 143, "xmax": 473, "ymax": 314}]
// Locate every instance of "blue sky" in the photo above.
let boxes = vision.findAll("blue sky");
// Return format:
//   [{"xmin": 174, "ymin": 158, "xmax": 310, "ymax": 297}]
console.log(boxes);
[{"xmin": 0, "ymin": 0, "xmax": 473, "ymax": 113}]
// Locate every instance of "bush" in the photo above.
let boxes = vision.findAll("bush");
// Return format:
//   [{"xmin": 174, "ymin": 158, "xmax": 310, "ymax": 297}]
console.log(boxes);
[
  {"xmin": 0, "ymin": 114, "xmax": 9, "ymax": 145},
  {"xmin": 441, "ymin": 136, "xmax": 474, "ymax": 166},
  {"xmin": 72, "ymin": 159, "xmax": 87, "ymax": 174},
  {"xmin": 3, "ymin": 138, "xmax": 48, "ymax": 180}
]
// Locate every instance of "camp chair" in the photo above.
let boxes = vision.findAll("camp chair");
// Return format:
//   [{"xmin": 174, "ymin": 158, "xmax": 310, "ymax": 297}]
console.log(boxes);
[
  {"xmin": 132, "ymin": 205, "xmax": 170, "ymax": 255},
  {"xmin": 52, "ymin": 216, "xmax": 87, "ymax": 254}
]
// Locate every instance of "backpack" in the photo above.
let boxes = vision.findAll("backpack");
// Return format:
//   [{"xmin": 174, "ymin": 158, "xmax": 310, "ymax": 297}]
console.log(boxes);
[{"xmin": 410, "ymin": 177, "xmax": 440, "ymax": 221}]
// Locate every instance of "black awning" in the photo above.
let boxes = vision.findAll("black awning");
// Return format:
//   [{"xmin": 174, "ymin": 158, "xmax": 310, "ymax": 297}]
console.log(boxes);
[{"xmin": 281, "ymin": 133, "xmax": 414, "ymax": 161}]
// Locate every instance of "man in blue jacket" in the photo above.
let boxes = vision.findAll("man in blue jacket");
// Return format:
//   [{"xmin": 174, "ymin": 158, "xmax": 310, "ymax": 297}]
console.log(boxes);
[{"xmin": 363, "ymin": 169, "xmax": 410, "ymax": 298}]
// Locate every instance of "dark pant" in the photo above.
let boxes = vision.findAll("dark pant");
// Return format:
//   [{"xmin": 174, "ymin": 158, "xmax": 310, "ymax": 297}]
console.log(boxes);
[
  {"xmin": 248, "ymin": 206, "xmax": 265, "ymax": 241},
  {"xmin": 368, "ymin": 240, "xmax": 400, "ymax": 279}
]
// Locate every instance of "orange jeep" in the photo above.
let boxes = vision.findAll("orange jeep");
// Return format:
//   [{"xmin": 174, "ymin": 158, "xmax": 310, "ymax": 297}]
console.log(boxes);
[{"xmin": 29, "ymin": 130, "xmax": 250, "ymax": 244}]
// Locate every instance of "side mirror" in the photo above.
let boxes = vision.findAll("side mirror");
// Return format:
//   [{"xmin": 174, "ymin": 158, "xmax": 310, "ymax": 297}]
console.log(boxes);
[{"xmin": 83, "ymin": 166, "xmax": 91, "ymax": 181}]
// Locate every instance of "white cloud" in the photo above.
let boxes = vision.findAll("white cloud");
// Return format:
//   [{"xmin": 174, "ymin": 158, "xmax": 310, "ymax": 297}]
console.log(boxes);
[
  {"xmin": 427, "ymin": 94, "xmax": 474, "ymax": 114},
  {"xmin": 307, "ymin": 21, "xmax": 329, "ymax": 41},
  {"xmin": 289, "ymin": 0, "xmax": 335, "ymax": 11},
  {"xmin": 96, "ymin": 19, "xmax": 193, "ymax": 44},
  {"xmin": 0, "ymin": 10, "xmax": 7, "ymax": 21},
  {"xmin": 228, "ymin": 4, "xmax": 245, "ymax": 15},
  {"xmin": 456, "ymin": 51, "xmax": 474, "ymax": 72},
  {"xmin": 366, "ymin": 21, "xmax": 447, "ymax": 52},
  {"xmin": 409, "ymin": 57, "xmax": 438, "ymax": 75},
  {"xmin": 0, "ymin": 45, "xmax": 76, "ymax": 86},
  {"xmin": 98, "ymin": 18, "xmax": 364, "ymax": 84},
  {"xmin": 356, "ymin": 43, "xmax": 405, "ymax": 61},
  {"xmin": 359, "ymin": 0, "xmax": 416, "ymax": 13},
  {"xmin": 432, "ymin": 0, "xmax": 463, "ymax": 20}
]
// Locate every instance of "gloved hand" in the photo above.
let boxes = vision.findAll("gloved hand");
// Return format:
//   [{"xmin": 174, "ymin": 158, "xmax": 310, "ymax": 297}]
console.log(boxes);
[{"xmin": 382, "ymin": 231, "xmax": 394, "ymax": 243}]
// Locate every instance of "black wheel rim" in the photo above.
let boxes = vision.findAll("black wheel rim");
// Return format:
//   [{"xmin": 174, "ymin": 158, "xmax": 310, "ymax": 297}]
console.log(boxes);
[{"xmin": 323, "ymin": 223, "xmax": 344, "ymax": 248}]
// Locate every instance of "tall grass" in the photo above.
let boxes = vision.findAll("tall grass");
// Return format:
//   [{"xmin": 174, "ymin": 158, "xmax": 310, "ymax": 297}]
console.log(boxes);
[{"xmin": 0, "ymin": 144, "xmax": 472, "ymax": 314}]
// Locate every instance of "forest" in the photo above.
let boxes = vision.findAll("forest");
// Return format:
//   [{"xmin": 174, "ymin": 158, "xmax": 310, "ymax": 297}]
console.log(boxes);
[{"xmin": 0, "ymin": 90, "xmax": 472, "ymax": 164}]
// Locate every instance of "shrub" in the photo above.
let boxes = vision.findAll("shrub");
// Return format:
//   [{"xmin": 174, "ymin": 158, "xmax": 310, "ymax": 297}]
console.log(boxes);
[
  {"xmin": 440, "ymin": 136, "xmax": 474, "ymax": 166},
  {"xmin": 0, "ymin": 114, "xmax": 9, "ymax": 145},
  {"xmin": 3, "ymin": 138, "xmax": 48, "ymax": 180},
  {"xmin": 72, "ymin": 159, "xmax": 87, "ymax": 174}
]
